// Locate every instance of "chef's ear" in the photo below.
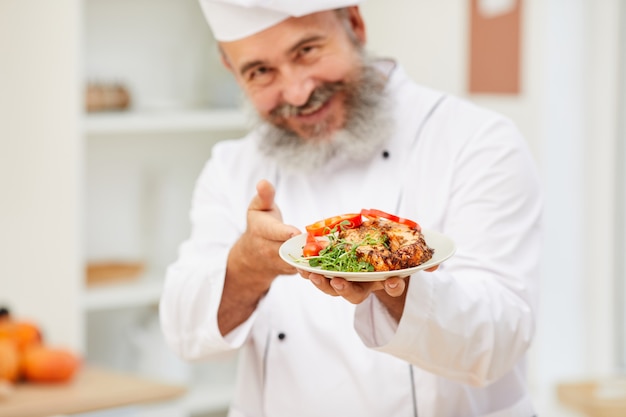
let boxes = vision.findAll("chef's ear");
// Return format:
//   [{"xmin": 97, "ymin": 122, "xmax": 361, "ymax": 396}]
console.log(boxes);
[{"xmin": 344, "ymin": 6, "xmax": 366, "ymax": 46}]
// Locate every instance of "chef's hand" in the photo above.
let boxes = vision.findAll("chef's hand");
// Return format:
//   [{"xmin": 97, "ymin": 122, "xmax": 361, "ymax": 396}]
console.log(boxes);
[
  {"xmin": 220, "ymin": 179, "xmax": 300, "ymax": 335},
  {"xmin": 231, "ymin": 179, "xmax": 301, "ymax": 283},
  {"xmin": 299, "ymin": 272, "xmax": 407, "ymax": 302},
  {"xmin": 299, "ymin": 265, "xmax": 438, "ymax": 322}
]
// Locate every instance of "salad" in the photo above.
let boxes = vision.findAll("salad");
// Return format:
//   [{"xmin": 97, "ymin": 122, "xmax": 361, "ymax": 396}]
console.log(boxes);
[{"xmin": 301, "ymin": 209, "xmax": 430, "ymax": 273}]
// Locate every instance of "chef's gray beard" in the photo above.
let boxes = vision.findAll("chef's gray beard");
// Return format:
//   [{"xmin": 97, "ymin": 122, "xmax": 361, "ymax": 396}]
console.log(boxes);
[{"xmin": 250, "ymin": 61, "xmax": 393, "ymax": 173}]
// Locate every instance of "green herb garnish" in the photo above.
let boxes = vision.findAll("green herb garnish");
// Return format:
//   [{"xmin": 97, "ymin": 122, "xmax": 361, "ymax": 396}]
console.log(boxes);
[{"xmin": 306, "ymin": 233, "xmax": 387, "ymax": 272}]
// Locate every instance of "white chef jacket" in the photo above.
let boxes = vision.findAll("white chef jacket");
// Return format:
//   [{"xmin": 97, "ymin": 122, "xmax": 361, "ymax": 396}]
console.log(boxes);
[{"xmin": 159, "ymin": 62, "xmax": 542, "ymax": 417}]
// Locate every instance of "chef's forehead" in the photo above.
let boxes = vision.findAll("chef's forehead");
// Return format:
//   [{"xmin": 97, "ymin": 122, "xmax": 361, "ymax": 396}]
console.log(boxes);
[{"xmin": 199, "ymin": 0, "xmax": 364, "ymax": 42}]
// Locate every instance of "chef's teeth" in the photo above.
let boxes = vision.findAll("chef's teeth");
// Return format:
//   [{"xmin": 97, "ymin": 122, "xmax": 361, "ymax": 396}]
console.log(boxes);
[{"xmin": 299, "ymin": 100, "xmax": 324, "ymax": 115}]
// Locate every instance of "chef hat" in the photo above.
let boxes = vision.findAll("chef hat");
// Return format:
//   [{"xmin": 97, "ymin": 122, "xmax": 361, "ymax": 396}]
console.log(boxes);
[{"xmin": 199, "ymin": 0, "xmax": 364, "ymax": 42}]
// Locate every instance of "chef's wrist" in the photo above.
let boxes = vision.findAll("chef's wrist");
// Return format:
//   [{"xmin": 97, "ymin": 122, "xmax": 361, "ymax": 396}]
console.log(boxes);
[{"xmin": 373, "ymin": 278, "xmax": 410, "ymax": 322}]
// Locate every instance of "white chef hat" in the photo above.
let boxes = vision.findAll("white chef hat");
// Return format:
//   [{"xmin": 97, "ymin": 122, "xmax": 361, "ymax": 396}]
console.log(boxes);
[{"xmin": 199, "ymin": 0, "xmax": 364, "ymax": 42}]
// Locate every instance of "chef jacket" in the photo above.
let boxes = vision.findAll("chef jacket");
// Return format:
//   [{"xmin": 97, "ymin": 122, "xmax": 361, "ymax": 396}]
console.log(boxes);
[{"xmin": 159, "ymin": 62, "xmax": 543, "ymax": 417}]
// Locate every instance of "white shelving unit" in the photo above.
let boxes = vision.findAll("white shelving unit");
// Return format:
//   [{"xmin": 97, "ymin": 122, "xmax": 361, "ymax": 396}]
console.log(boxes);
[
  {"xmin": 83, "ymin": 277, "xmax": 163, "ymax": 312},
  {"xmin": 83, "ymin": 108, "xmax": 248, "ymax": 135},
  {"xmin": 81, "ymin": 1, "xmax": 246, "ymax": 416},
  {"xmin": 3, "ymin": 0, "xmax": 244, "ymax": 413}
]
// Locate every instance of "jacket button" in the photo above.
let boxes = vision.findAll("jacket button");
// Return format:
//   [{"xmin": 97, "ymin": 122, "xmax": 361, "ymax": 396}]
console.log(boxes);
[
  {"xmin": 382, "ymin": 150, "xmax": 390, "ymax": 158},
  {"xmin": 277, "ymin": 332, "xmax": 286, "ymax": 341}
]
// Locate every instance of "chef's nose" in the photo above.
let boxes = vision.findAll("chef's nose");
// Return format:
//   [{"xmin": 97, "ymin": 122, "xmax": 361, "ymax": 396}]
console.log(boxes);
[{"xmin": 280, "ymin": 67, "xmax": 315, "ymax": 107}]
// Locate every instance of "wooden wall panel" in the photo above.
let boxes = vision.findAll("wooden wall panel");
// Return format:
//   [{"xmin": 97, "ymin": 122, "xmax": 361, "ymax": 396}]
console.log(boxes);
[{"xmin": 468, "ymin": 0, "xmax": 522, "ymax": 94}]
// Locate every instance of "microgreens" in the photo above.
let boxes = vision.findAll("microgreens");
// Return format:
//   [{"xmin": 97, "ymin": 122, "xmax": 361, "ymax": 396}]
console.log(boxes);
[{"xmin": 306, "ymin": 233, "xmax": 387, "ymax": 272}]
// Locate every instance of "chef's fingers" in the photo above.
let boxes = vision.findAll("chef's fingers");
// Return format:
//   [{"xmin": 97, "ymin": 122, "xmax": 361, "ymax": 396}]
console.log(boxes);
[
  {"xmin": 297, "ymin": 269, "xmax": 311, "ymax": 279},
  {"xmin": 246, "ymin": 208, "xmax": 298, "ymax": 243},
  {"xmin": 278, "ymin": 262, "xmax": 298, "ymax": 276},
  {"xmin": 425, "ymin": 265, "xmax": 439, "ymax": 272},
  {"xmin": 308, "ymin": 274, "xmax": 397, "ymax": 304},
  {"xmin": 307, "ymin": 273, "xmax": 340, "ymax": 296},
  {"xmin": 330, "ymin": 278, "xmax": 384, "ymax": 304},
  {"xmin": 263, "ymin": 221, "xmax": 300, "ymax": 243},
  {"xmin": 383, "ymin": 277, "xmax": 406, "ymax": 297}
]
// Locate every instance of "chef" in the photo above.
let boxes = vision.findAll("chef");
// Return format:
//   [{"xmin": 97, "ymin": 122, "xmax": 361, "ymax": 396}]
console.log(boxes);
[{"xmin": 159, "ymin": 1, "xmax": 543, "ymax": 416}]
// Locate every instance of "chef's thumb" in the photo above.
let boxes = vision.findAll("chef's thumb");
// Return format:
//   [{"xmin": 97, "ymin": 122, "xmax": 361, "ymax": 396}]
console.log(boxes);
[{"xmin": 252, "ymin": 179, "xmax": 276, "ymax": 212}]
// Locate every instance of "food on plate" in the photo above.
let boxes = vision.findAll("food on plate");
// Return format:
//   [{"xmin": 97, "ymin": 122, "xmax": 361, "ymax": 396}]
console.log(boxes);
[
  {"xmin": 302, "ymin": 209, "xmax": 434, "ymax": 272},
  {"xmin": 340, "ymin": 219, "xmax": 433, "ymax": 271},
  {"xmin": 305, "ymin": 213, "xmax": 363, "ymax": 236}
]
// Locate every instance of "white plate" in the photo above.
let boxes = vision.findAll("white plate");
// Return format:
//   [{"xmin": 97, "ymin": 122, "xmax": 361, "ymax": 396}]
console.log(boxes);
[{"xmin": 279, "ymin": 229, "xmax": 456, "ymax": 282}]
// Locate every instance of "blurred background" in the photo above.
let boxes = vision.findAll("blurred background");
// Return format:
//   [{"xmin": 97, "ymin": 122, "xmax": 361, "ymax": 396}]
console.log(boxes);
[{"xmin": 0, "ymin": 0, "xmax": 624, "ymax": 416}]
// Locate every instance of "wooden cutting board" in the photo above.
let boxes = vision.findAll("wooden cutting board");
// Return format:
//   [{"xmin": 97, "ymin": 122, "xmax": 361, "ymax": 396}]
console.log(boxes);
[
  {"xmin": 0, "ymin": 366, "xmax": 186, "ymax": 417},
  {"xmin": 557, "ymin": 379, "xmax": 626, "ymax": 417}
]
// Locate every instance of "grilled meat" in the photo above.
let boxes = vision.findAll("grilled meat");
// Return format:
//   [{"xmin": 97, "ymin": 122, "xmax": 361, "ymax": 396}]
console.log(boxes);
[{"xmin": 338, "ymin": 219, "xmax": 434, "ymax": 271}]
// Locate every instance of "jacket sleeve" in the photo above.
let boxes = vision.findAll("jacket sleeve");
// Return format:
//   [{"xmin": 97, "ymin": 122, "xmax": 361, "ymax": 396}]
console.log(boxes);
[
  {"xmin": 159, "ymin": 142, "xmax": 257, "ymax": 361},
  {"xmin": 354, "ymin": 113, "xmax": 543, "ymax": 387}
]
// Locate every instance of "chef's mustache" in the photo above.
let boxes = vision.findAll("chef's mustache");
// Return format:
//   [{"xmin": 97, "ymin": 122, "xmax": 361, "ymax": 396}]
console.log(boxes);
[{"xmin": 270, "ymin": 82, "xmax": 345, "ymax": 118}]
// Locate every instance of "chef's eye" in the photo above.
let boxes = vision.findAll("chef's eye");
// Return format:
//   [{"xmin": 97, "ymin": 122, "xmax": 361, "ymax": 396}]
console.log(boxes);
[
  {"xmin": 296, "ymin": 44, "xmax": 320, "ymax": 61},
  {"xmin": 248, "ymin": 66, "xmax": 274, "ymax": 86}
]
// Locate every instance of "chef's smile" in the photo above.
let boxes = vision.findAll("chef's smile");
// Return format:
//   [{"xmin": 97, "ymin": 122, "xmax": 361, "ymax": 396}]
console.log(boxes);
[{"xmin": 271, "ymin": 88, "xmax": 347, "ymax": 138}]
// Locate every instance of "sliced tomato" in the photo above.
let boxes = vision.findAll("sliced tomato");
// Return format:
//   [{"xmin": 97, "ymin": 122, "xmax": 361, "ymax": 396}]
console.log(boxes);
[
  {"xmin": 305, "ymin": 213, "xmax": 363, "ymax": 236},
  {"xmin": 303, "ymin": 241, "xmax": 323, "ymax": 257},
  {"xmin": 302, "ymin": 234, "xmax": 327, "ymax": 257},
  {"xmin": 360, "ymin": 208, "xmax": 420, "ymax": 230}
]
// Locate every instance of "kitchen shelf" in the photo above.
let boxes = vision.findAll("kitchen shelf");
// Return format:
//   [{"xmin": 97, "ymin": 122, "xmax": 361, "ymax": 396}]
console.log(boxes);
[
  {"xmin": 84, "ymin": 108, "xmax": 248, "ymax": 135},
  {"xmin": 83, "ymin": 277, "xmax": 163, "ymax": 312}
]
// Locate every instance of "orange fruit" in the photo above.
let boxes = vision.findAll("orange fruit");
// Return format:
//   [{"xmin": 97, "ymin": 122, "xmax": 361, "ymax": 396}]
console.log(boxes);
[
  {"xmin": 0, "ymin": 320, "xmax": 42, "ymax": 352},
  {"xmin": 21, "ymin": 346, "xmax": 80, "ymax": 383},
  {"xmin": 0, "ymin": 340, "xmax": 20, "ymax": 382}
]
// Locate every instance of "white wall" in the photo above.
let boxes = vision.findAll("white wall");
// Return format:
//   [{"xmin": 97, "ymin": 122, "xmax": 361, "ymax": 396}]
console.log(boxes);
[
  {"xmin": 363, "ymin": 0, "xmax": 621, "ymax": 405},
  {"xmin": 0, "ymin": 0, "xmax": 83, "ymax": 350},
  {"xmin": 619, "ymin": 4, "xmax": 626, "ymax": 372},
  {"xmin": 537, "ymin": 0, "xmax": 588, "ymax": 393},
  {"xmin": 362, "ymin": 0, "xmax": 543, "ymax": 158},
  {"xmin": 581, "ymin": 0, "xmax": 621, "ymax": 375},
  {"xmin": 362, "ymin": 1, "xmax": 468, "ymax": 96}
]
